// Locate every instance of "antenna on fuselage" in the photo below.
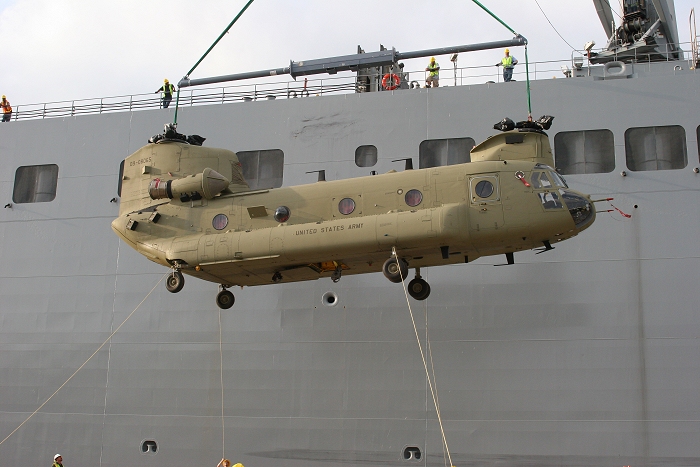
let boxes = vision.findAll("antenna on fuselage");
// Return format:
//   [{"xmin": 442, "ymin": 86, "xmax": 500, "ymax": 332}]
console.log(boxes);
[{"xmin": 391, "ymin": 158, "xmax": 413, "ymax": 171}]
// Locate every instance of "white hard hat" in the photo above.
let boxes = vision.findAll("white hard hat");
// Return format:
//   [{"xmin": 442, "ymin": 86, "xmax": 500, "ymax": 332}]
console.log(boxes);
[{"xmin": 54, "ymin": 454, "xmax": 62, "ymax": 460}]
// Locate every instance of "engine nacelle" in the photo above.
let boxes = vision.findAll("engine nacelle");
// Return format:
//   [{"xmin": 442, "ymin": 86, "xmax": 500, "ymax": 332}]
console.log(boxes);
[{"xmin": 149, "ymin": 168, "xmax": 230, "ymax": 201}]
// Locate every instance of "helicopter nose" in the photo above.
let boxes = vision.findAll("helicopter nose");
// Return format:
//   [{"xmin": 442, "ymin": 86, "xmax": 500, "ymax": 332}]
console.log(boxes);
[{"xmin": 561, "ymin": 191, "xmax": 595, "ymax": 230}]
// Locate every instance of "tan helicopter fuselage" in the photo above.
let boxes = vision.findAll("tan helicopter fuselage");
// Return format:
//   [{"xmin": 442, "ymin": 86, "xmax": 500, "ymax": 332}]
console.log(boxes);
[{"xmin": 112, "ymin": 130, "xmax": 595, "ymax": 288}]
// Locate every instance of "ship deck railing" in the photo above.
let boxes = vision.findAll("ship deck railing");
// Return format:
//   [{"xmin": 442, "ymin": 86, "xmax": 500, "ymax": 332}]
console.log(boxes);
[{"xmin": 8, "ymin": 43, "xmax": 697, "ymax": 122}]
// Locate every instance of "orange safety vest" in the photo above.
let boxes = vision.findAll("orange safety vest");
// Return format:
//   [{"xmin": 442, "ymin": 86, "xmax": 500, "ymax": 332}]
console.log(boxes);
[{"xmin": 1, "ymin": 100, "xmax": 11, "ymax": 113}]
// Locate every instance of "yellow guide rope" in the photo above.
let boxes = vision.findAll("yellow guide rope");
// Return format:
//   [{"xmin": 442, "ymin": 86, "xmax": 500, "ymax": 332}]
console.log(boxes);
[
  {"xmin": 393, "ymin": 248, "xmax": 454, "ymax": 467},
  {"xmin": 0, "ymin": 273, "xmax": 167, "ymax": 447}
]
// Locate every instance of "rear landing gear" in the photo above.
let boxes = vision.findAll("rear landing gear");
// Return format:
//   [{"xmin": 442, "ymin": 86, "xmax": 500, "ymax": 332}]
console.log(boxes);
[
  {"xmin": 407, "ymin": 269, "xmax": 430, "ymax": 301},
  {"xmin": 166, "ymin": 270, "xmax": 185, "ymax": 293},
  {"xmin": 216, "ymin": 286, "xmax": 235, "ymax": 309}
]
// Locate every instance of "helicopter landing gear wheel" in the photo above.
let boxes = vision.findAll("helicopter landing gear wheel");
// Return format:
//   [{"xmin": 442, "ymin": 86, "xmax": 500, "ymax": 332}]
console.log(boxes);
[
  {"xmin": 165, "ymin": 270, "xmax": 185, "ymax": 293},
  {"xmin": 407, "ymin": 277, "xmax": 431, "ymax": 300},
  {"xmin": 382, "ymin": 256, "xmax": 409, "ymax": 283},
  {"xmin": 216, "ymin": 288, "xmax": 235, "ymax": 309}
]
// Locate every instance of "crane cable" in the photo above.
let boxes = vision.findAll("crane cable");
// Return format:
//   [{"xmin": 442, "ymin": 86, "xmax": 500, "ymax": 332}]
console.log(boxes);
[
  {"xmin": 469, "ymin": 0, "xmax": 532, "ymax": 118},
  {"xmin": 392, "ymin": 248, "xmax": 454, "ymax": 467},
  {"xmin": 173, "ymin": 0, "xmax": 256, "ymax": 126},
  {"xmin": 0, "ymin": 273, "xmax": 168, "ymax": 447}
]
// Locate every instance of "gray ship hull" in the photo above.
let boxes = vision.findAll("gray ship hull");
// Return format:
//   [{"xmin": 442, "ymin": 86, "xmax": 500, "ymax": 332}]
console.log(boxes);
[{"xmin": 1, "ymin": 61, "xmax": 699, "ymax": 467}]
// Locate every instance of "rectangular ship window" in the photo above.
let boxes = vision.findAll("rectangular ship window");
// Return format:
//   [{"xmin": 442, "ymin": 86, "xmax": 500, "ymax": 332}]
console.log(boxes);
[
  {"xmin": 13, "ymin": 164, "xmax": 59, "ymax": 203},
  {"xmin": 625, "ymin": 125, "xmax": 687, "ymax": 171},
  {"xmin": 355, "ymin": 145, "xmax": 378, "ymax": 167},
  {"xmin": 419, "ymin": 138, "xmax": 475, "ymax": 169},
  {"xmin": 237, "ymin": 149, "xmax": 284, "ymax": 190},
  {"xmin": 554, "ymin": 129, "xmax": 615, "ymax": 174}
]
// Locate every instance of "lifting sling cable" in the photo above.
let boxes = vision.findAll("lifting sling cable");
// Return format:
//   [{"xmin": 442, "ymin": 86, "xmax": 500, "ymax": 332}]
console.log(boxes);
[
  {"xmin": 470, "ymin": 0, "xmax": 532, "ymax": 116},
  {"xmin": 392, "ymin": 248, "xmax": 454, "ymax": 467},
  {"xmin": 173, "ymin": 0, "xmax": 257, "ymax": 125},
  {"xmin": 219, "ymin": 308, "xmax": 226, "ymax": 459},
  {"xmin": 0, "ymin": 273, "xmax": 168, "ymax": 447}
]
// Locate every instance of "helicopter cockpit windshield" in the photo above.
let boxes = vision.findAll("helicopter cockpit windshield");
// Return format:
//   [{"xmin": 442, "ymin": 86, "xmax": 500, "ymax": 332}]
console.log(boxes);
[
  {"xmin": 530, "ymin": 165, "xmax": 568, "ymax": 189},
  {"xmin": 531, "ymin": 165, "xmax": 568, "ymax": 210},
  {"xmin": 530, "ymin": 164, "xmax": 593, "ymax": 227}
]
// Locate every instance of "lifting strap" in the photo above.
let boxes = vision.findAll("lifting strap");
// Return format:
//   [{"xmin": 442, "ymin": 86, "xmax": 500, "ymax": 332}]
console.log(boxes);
[
  {"xmin": 174, "ymin": 0, "xmax": 257, "ymax": 126},
  {"xmin": 470, "ymin": 0, "xmax": 532, "ymax": 117}
]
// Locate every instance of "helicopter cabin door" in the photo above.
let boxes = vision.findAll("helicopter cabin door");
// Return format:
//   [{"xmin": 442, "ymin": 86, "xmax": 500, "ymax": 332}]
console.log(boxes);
[{"xmin": 468, "ymin": 174, "xmax": 504, "ymax": 237}]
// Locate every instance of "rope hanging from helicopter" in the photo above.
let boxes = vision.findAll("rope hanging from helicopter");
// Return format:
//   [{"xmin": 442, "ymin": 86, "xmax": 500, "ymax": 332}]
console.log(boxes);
[
  {"xmin": 392, "ymin": 247, "xmax": 454, "ymax": 467},
  {"xmin": 470, "ymin": 0, "xmax": 532, "ymax": 118},
  {"xmin": 218, "ymin": 308, "xmax": 226, "ymax": 460},
  {"xmin": 172, "ymin": 0, "xmax": 257, "ymax": 126},
  {"xmin": 0, "ymin": 273, "xmax": 168, "ymax": 447}
]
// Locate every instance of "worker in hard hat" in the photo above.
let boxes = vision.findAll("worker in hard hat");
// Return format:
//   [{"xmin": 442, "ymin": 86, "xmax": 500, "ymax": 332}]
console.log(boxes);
[
  {"xmin": 155, "ymin": 79, "xmax": 176, "ymax": 109},
  {"xmin": 217, "ymin": 458, "xmax": 243, "ymax": 467},
  {"xmin": 425, "ymin": 57, "xmax": 440, "ymax": 88},
  {"xmin": 496, "ymin": 49, "xmax": 518, "ymax": 82},
  {"xmin": 1, "ymin": 95, "xmax": 12, "ymax": 122}
]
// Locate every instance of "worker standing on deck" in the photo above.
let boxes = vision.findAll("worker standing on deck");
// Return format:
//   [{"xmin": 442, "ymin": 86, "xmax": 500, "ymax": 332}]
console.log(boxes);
[
  {"xmin": 52, "ymin": 454, "xmax": 64, "ymax": 467},
  {"xmin": 155, "ymin": 79, "xmax": 176, "ymax": 109},
  {"xmin": 497, "ymin": 49, "xmax": 518, "ymax": 82},
  {"xmin": 425, "ymin": 57, "xmax": 440, "ymax": 87},
  {"xmin": 1, "ymin": 95, "xmax": 12, "ymax": 122}
]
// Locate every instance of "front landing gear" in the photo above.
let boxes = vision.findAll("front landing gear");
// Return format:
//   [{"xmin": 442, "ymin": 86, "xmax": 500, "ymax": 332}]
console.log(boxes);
[
  {"xmin": 216, "ymin": 286, "xmax": 235, "ymax": 309},
  {"xmin": 407, "ymin": 269, "xmax": 430, "ymax": 301},
  {"xmin": 382, "ymin": 256, "xmax": 409, "ymax": 283},
  {"xmin": 166, "ymin": 270, "xmax": 185, "ymax": 293}
]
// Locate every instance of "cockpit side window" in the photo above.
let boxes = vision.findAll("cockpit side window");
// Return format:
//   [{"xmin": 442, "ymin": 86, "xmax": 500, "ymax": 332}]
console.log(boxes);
[
  {"xmin": 539, "ymin": 191, "xmax": 563, "ymax": 210},
  {"xmin": 548, "ymin": 170, "xmax": 568, "ymax": 188},
  {"xmin": 530, "ymin": 171, "xmax": 552, "ymax": 189}
]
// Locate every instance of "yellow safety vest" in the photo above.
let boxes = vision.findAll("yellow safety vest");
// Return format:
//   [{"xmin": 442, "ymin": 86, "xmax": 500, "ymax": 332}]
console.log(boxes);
[
  {"xmin": 501, "ymin": 56, "xmax": 514, "ymax": 67},
  {"xmin": 162, "ymin": 83, "xmax": 174, "ymax": 97},
  {"xmin": 428, "ymin": 62, "xmax": 439, "ymax": 76}
]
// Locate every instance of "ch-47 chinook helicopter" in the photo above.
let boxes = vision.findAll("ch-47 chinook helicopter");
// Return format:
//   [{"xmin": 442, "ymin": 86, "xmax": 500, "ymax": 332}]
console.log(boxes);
[{"xmin": 112, "ymin": 116, "xmax": 596, "ymax": 309}]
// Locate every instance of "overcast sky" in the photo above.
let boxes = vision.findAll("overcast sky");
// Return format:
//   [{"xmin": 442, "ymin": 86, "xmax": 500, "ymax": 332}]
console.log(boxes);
[{"xmin": 0, "ymin": 0, "xmax": 697, "ymax": 106}]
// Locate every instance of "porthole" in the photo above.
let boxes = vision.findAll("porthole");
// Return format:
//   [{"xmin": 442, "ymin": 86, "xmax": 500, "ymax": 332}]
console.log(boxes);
[
  {"xmin": 474, "ymin": 180, "xmax": 494, "ymax": 198},
  {"xmin": 212, "ymin": 214, "xmax": 228, "ymax": 230},
  {"xmin": 274, "ymin": 206, "xmax": 291, "ymax": 223},
  {"xmin": 404, "ymin": 189, "xmax": 423, "ymax": 207},
  {"xmin": 338, "ymin": 198, "xmax": 356, "ymax": 215},
  {"xmin": 322, "ymin": 291, "xmax": 339, "ymax": 307}
]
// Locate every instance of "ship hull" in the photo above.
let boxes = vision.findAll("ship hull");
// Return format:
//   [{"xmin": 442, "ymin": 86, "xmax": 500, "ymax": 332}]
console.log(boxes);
[{"xmin": 1, "ymin": 61, "xmax": 699, "ymax": 466}]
